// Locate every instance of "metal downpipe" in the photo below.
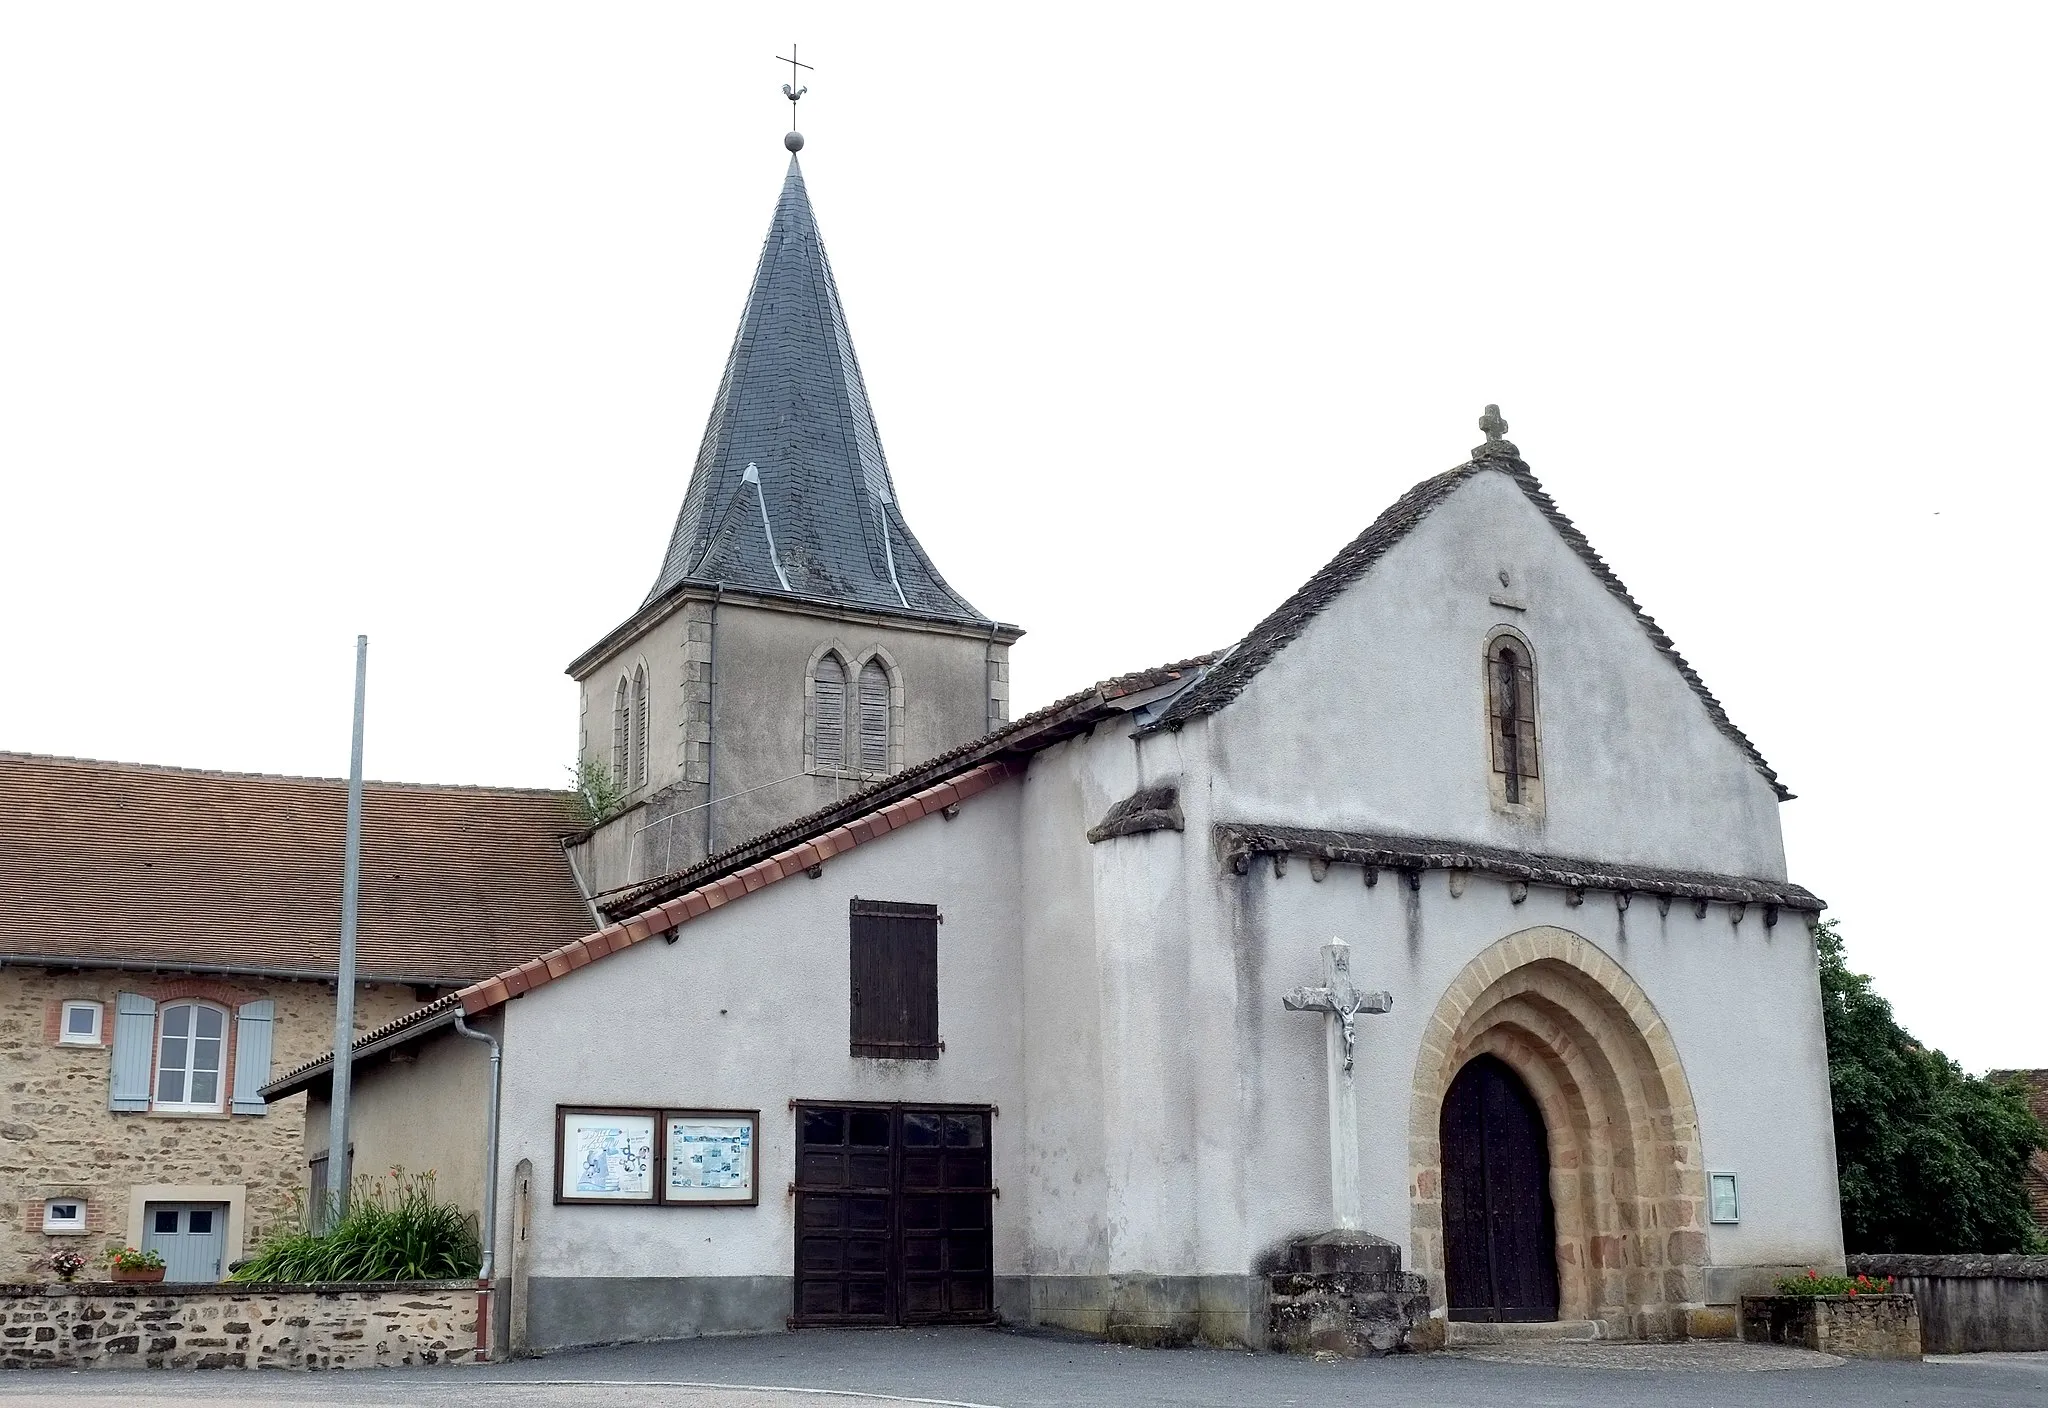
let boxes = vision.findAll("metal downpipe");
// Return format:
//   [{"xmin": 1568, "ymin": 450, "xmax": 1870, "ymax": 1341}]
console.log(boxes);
[{"xmin": 453, "ymin": 1015, "xmax": 502, "ymax": 1360}]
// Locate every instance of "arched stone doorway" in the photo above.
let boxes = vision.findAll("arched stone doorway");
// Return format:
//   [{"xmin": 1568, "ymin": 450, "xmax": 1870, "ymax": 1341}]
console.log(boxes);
[
  {"xmin": 1441, "ymin": 1054, "xmax": 1561, "ymax": 1322},
  {"xmin": 1409, "ymin": 927, "xmax": 1709, "ymax": 1339}
]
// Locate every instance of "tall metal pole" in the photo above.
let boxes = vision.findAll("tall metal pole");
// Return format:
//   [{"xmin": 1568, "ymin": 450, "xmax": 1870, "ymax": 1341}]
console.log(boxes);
[{"xmin": 326, "ymin": 634, "xmax": 368, "ymax": 1212}]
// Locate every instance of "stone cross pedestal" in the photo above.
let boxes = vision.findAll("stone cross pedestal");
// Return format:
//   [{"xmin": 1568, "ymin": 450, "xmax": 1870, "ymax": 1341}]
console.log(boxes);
[
  {"xmin": 1272, "ymin": 937, "xmax": 1432, "ymax": 1356},
  {"xmin": 1283, "ymin": 937, "xmax": 1391, "ymax": 1231}
]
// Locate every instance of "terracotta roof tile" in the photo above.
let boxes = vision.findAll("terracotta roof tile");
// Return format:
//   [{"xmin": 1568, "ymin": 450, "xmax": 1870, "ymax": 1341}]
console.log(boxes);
[{"xmin": 0, "ymin": 752, "xmax": 594, "ymax": 984}]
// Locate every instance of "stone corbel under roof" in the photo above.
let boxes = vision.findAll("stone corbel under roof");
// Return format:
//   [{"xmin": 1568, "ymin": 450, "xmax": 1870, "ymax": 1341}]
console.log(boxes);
[{"xmin": 1216, "ymin": 822, "xmax": 1823, "ymax": 915}]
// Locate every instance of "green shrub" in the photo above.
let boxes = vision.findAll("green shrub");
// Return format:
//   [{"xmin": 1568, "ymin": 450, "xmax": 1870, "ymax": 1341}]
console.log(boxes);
[
  {"xmin": 232, "ymin": 1169, "xmax": 479, "ymax": 1283},
  {"xmin": 1772, "ymin": 1270, "xmax": 1895, "ymax": 1297},
  {"xmin": 1818, "ymin": 920, "xmax": 2047, "ymax": 1253}
]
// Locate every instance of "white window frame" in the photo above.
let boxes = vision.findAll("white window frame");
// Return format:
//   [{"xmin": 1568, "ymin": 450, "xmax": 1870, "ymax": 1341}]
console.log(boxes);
[
  {"xmin": 58, "ymin": 1000, "xmax": 103, "ymax": 1046},
  {"xmin": 153, "ymin": 1000, "xmax": 229, "ymax": 1114},
  {"xmin": 42, "ymin": 1198, "xmax": 87, "ymax": 1235},
  {"xmin": 1708, "ymin": 1170, "xmax": 1741, "ymax": 1224}
]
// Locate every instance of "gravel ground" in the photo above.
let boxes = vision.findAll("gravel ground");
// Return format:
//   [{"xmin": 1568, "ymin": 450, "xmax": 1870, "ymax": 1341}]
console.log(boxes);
[{"xmin": 3, "ymin": 1327, "xmax": 2044, "ymax": 1407}]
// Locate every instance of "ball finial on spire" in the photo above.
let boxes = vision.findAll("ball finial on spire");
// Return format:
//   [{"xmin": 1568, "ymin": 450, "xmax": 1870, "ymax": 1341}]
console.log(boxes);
[
  {"xmin": 785, "ymin": 131, "xmax": 805, "ymax": 152},
  {"xmin": 1472, "ymin": 404, "xmax": 1521, "ymax": 461}
]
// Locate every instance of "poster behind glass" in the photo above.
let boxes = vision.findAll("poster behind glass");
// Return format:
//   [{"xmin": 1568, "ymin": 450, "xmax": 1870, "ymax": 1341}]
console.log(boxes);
[
  {"xmin": 664, "ymin": 1110, "xmax": 759, "ymax": 1206},
  {"xmin": 556, "ymin": 1107, "xmax": 657, "ymax": 1204}
]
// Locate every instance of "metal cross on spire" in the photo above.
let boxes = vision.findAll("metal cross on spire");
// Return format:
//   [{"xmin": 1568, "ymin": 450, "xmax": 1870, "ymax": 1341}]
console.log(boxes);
[{"xmin": 776, "ymin": 44, "xmax": 812, "ymax": 152}]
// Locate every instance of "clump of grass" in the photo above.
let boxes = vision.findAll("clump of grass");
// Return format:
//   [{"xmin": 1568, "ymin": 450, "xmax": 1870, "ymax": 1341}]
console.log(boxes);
[{"xmin": 232, "ymin": 1169, "xmax": 480, "ymax": 1283}]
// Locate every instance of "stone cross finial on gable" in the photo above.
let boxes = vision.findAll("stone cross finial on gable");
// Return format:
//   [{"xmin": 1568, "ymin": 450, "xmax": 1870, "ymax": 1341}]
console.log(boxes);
[{"xmin": 1472, "ymin": 403, "xmax": 1521, "ymax": 462}]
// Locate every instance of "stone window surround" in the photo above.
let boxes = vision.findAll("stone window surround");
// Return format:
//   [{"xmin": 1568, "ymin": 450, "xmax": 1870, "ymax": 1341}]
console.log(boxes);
[
  {"xmin": 803, "ymin": 639, "xmax": 905, "ymax": 781},
  {"xmin": 125, "ymin": 1183, "xmax": 247, "ymax": 1271},
  {"xmin": 1482, "ymin": 622, "xmax": 1544, "ymax": 819}
]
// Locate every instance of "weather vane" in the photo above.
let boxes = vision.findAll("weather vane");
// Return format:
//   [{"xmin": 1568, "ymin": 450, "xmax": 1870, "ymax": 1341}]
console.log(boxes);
[{"xmin": 776, "ymin": 44, "xmax": 812, "ymax": 153}]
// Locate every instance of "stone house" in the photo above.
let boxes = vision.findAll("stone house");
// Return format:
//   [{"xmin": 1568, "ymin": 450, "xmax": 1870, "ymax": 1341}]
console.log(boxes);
[{"xmin": 0, "ymin": 753, "xmax": 592, "ymax": 1282}]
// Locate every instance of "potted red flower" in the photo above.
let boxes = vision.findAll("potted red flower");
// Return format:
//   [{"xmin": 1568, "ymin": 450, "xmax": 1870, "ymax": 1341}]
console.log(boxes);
[{"xmin": 101, "ymin": 1245, "xmax": 167, "ymax": 1284}]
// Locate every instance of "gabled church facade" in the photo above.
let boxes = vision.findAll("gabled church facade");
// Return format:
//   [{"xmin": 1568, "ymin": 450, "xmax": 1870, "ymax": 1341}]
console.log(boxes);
[{"xmin": 270, "ymin": 148, "xmax": 1842, "ymax": 1356}]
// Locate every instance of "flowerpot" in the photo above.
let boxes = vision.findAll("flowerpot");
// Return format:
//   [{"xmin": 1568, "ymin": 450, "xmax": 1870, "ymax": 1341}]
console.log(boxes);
[{"xmin": 109, "ymin": 1266, "xmax": 165, "ymax": 1284}]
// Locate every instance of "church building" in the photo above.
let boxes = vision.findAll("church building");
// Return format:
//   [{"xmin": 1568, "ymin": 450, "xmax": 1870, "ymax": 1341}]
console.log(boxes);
[{"xmin": 268, "ymin": 139, "xmax": 1844, "ymax": 1356}]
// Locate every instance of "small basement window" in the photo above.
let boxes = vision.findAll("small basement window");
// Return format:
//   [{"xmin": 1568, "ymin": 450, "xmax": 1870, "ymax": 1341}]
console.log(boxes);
[
  {"xmin": 43, "ymin": 1199, "xmax": 86, "ymax": 1234},
  {"xmin": 59, "ymin": 1001, "xmax": 102, "ymax": 1046}
]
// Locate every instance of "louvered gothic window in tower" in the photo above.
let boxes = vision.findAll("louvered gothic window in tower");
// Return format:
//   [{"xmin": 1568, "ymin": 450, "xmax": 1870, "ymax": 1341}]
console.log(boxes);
[
  {"xmin": 813, "ymin": 654, "xmax": 848, "ymax": 770},
  {"xmin": 858, "ymin": 660, "xmax": 890, "ymax": 774},
  {"xmin": 630, "ymin": 664, "xmax": 650, "ymax": 789},
  {"xmin": 1486, "ymin": 633, "xmax": 1541, "ymax": 809},
  {"xmin": 611, "ymin": 677, "xmax": 631, "ymax": 786}
]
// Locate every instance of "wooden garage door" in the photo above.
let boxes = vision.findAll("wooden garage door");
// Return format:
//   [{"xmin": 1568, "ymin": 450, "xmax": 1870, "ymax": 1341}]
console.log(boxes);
[{"xmin": 793, "ymin": 1103, "xmax": 993, "ymax": 1327}]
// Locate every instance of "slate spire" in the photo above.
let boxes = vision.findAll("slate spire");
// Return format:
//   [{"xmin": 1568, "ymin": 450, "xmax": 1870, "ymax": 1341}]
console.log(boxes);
[{"xmin": 645, "ymin": 157, "xmax": 987, "ymax": 623}]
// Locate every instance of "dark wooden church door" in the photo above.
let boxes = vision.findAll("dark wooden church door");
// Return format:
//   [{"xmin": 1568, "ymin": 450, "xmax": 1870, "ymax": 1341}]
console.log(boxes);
[
  {"xmin": 792, "ymin": 1103, "xmax": 994, "ymax": 1327},
  {"xmin": 1439, "ymin": 1055, "xmax": 1561, "ymax": 1322}
]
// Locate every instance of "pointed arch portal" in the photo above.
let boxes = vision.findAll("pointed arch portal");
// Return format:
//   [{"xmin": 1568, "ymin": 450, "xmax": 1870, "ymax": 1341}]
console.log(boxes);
[{"xmin": 1410, "ymin": 927, "xmax": 1710, "ymax": 1337}]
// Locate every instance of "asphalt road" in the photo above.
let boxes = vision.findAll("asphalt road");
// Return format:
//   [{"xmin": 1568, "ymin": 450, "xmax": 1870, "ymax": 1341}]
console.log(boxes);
[{"xmin": 3, "ymin": 1328, "xmax": 2045, "ymax": 1407}]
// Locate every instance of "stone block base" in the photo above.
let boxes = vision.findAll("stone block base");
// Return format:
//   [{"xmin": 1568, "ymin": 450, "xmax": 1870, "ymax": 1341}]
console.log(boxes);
[
  {"xmin": 1267, "ymin": 1232, "xmax": 1433, "ymax": 1356},
  {"xmin": 1740, "ymin": 1294, "xmax": 1921, "ymax": 1359}
]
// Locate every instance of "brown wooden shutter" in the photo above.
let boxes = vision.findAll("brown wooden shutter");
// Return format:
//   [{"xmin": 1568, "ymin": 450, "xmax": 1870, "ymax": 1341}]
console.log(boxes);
[
  {"xmin": 857, "ymin": 661, "xmax": 890, "ymax": 773},
  {"xmin": 849, "ymin": 899, "xmax": 938, "ymax": 1059},
  {"xmin": 814, "ymin": 656, "xmax": 847, "ymax": 768}
]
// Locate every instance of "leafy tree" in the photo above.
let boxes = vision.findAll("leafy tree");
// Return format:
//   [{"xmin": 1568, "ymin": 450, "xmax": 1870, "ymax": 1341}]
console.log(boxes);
[{"xmin": 1817, "ymin": 918, "xmax": 2045, "ymax": 1253}]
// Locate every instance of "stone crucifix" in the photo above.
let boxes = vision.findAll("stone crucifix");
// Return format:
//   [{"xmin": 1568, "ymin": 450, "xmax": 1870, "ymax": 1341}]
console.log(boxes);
[{"xmin": 1284, "ymin": 937, "xmax": 1392, "ymax": 1232}]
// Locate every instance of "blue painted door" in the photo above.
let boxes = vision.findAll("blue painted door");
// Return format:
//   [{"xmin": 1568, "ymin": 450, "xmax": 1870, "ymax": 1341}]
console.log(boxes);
[{"xmin": 142, "ymin": 1203, "xmax": 227, "ymax": 1283}]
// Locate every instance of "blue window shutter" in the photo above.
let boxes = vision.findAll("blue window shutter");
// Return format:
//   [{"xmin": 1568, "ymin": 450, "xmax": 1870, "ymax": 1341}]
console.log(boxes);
[
  {"xmin": 109, "ymin": 992, "xmax": 156, "ymax": 1111},
  {"xmin": 231, "ymin": 1000, "xmax": 276, "ymax": 1115}
]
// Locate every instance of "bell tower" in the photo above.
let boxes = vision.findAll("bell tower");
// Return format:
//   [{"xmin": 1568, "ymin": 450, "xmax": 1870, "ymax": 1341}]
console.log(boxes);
[{"xmin": 566, "ymin": 116, "xmax": 1020, "ymax": 897}]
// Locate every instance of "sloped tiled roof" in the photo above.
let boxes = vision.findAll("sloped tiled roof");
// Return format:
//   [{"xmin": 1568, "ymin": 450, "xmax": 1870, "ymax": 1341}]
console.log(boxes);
[
  {"xmin": 641, "ymin": 157, "xmax": 989, "ymax": 626},
  {"xmin": 1144, "ymin": 446, "xmax": 1792, "ymax": 800},
  {"xmin": 0, "ymin": 753, "xmax": 595, "ymax": 984}
]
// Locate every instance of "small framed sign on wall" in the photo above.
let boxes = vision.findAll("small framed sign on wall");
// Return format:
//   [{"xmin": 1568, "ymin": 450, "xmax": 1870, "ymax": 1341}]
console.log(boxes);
[
  {"xmin": 663, "ymin": 1110, "xmax": 760, "ymax": 1207},
  {"xmin": 554, "ymin": 1105, "xmax": 760, "ymax": 1207},
  {"xmin": 555, "ymin": 1107, "xmax": 657, "ymax": 1205}
]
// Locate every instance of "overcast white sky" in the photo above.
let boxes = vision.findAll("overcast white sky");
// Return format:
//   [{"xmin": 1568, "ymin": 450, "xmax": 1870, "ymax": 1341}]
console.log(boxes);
[{"xmin": 3, "ymin": 5, "xmax": 2042, "ymax": 1071}]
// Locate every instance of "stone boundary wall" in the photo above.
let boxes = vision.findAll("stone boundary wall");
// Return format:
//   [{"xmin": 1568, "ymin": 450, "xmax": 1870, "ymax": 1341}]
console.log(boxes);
[
  {"xmin": 0, "ymin": 1280, "xmax": 477, "ymax": 1369},
  {"xmin": 1848, "ymin": 1254, "xmax": 2048, "ymax": 1354}
]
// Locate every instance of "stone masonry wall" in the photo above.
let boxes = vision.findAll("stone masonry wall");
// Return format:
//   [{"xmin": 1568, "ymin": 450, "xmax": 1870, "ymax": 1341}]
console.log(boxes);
[
  {"xmin": 0, "ymin": 969, "xmax": 420, "ymax": 1279},
  {"xmin": 0, "ymin": 1281, "xmax": 475, "ymax": 1369}
]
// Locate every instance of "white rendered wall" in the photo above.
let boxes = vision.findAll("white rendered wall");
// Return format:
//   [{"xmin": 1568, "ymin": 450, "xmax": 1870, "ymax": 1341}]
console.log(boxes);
[
  {"xmin": 1204, "ymin": 467, "xmax": 1790, "ymax": 880},
  {"xmin": 493, "ymin": 782, "xmax": 1026, "ymax": 1283}
]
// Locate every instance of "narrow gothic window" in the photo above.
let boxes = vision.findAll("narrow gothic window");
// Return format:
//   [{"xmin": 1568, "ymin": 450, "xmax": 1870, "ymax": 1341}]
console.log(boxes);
[
  {"xmin": 857, "ymin": 660, "xmax": 890, "ymax": 774},
  {"xmin": 813, "ymin": 654, "xmax": 847, "ymax": 769},
  {"xmin": 611, "ymin": 676, "xmax": 630, "ymax": 785},
  {"xmin": 1488, "ymin": 638, "xmax": 1539, "ymax": 803},
  {"xmin": 630, "ymin": 664, "xmax": 649, "ymax": 788}
]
